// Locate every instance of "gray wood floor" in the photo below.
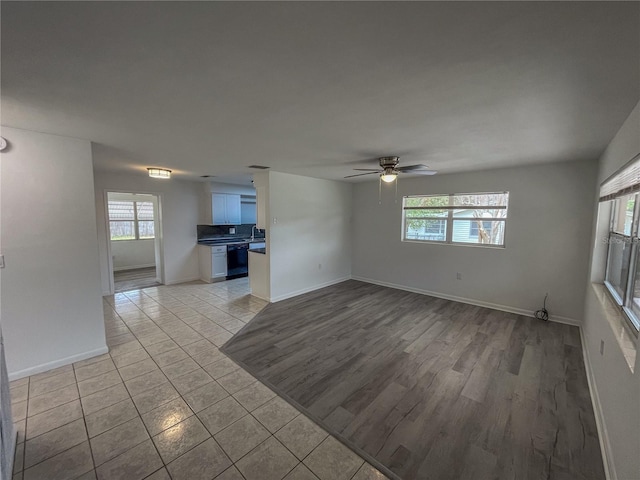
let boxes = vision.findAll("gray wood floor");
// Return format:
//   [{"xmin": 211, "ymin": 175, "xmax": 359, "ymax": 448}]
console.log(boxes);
[
  {"xmin": 114, "ymin": 267, "xmax": 160, "ymax": 293},
  {"xmin": 223, "ymin": 280, "xmax": 605, "ymax": 480}
]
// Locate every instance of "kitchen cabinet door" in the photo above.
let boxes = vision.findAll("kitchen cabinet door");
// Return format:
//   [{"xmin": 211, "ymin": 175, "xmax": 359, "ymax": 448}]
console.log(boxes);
[
  {"xmin": 212, "ymin": 193, "xmax": 241, "ymax": 225},
  {"xmin": 225, "ymin": 194, "xmax": 241, "ymax": 225},
  {"xmin": 212, "ymin": 193, "xmax": 227, "ymax": 225},
  {"xmin": 212, "ymin": 246, "xmax": 227, "ymax": 278}
]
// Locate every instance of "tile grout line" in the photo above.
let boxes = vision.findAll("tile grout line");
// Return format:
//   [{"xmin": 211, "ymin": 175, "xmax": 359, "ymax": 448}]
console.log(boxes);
[{"xmin": 72, "ymin": 359, "xmax": 96, "ymax": 479}]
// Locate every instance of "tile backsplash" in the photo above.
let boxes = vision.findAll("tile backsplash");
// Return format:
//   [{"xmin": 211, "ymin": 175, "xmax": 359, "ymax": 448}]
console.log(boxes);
[{"xmin": 197, "ymin": 224, "xmax": 265, "ymax": 241}]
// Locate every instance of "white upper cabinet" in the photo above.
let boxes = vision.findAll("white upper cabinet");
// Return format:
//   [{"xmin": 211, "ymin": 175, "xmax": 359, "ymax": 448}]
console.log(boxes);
[
  {"xmin": 225, "ymin": 194, "xmax": 241, "ymax": 224},
  {"xmin": 212, "ymin": 193, "xmax": 242, "ymax": 225}
]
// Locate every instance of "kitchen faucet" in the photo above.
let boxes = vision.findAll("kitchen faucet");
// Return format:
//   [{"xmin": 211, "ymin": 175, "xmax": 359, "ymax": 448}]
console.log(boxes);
[{"xmin": 251, "ymin": 225, "xmax": 257, "ymax": 241}]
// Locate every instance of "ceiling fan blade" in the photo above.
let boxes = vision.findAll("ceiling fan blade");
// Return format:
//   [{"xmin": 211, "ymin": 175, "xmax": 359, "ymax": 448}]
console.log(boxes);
[
  {"xmin": 396, "ymin": 164, "xmax": 429, "ymax": 172},
  {"xmin": 401, "ymin": 169, "xmax": 437, "ymax": 176},
  {"xmin": 352, "ymin": 168, "xmax": 382, "ymax": 172},
  {"xmin": 344, "ymin": 172, "xmax": 379, "ymax": 178}
]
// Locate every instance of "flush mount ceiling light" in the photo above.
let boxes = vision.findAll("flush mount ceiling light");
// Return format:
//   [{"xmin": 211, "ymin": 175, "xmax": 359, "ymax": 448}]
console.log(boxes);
[{"xmin": 147, "ymin": 168, "xmax": 171, "ymax": 179}]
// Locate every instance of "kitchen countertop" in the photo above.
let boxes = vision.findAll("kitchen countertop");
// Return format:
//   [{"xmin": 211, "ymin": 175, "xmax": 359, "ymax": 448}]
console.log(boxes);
[
  {"xmin": 197, "ymin": 237, "xmax": 265, "ymax": 246},
  {"xmin": 249, "ymin": 247, "xmax": 266, "ymax": 254}
]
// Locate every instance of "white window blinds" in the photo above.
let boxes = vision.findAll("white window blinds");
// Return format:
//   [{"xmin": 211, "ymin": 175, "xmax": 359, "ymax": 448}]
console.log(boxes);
[{"xmin": 600, "ymin": 153, "xmax": 640, "ymax": 202}]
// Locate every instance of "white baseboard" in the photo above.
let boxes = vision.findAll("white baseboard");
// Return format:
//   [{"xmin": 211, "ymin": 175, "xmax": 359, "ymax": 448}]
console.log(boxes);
[
  {"xmin": 579, "ymin": 327, "xmax": 616, "ymax": 480},
  {"xmin": 113, "ymin": 263, "xmax": 155, "ymax": 272},
  {"xmin": 351, "ymin": 276, "xmax": 581, "ymax": 326},
  {"xmin": 250, "ymin": 292, "xmax": 270, "ymax": 302},
  {"xmin": 164, "ymin": 276, "xmax": 201, "ymax": 286},
  {"xmin": 270, "ymin": 276, "xmax": 352, "ymax": 303},
  {"xmin": 8, "ymin": 346, "xmax": 109, "ymax": 381}
]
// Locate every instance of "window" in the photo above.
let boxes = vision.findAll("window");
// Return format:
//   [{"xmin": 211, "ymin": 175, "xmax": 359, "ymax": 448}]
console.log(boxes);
[
  {"xmin": 108, "ymin": 200, "xmax": 155, "ymax": 241},
  {"xmin": 601, "ymin": 153, "xmax": 640, "ymax": 334},
  {"xmin": 604, "ymin": 193, "xmax": 640, "ymax": 333},
  {"xmin": 402, "ymin": 192, "xmax": 508, "ymax": 246}
]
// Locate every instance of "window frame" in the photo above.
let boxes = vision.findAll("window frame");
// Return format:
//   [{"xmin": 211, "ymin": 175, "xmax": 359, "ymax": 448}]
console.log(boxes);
[
  {"xmin": 402, "ymin": 192, "xmax": 509, "ymax": 248},
  {"xmin": 108, "ymin": 199, "xmax": 156, "ymax": 241},
  {"xmin": 604, "ymin": 193, "xmax": 640, "ymax": 335}
]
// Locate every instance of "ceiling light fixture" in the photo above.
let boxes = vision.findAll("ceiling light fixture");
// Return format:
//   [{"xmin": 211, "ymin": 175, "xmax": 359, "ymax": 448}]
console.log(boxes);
[
  {"xmin": 147, "ymin": 168, "xmax": 171, "ymax": 179},
  {"xmin": 380, "ymin": 171, "xmax": 398, "ymax": 183}
]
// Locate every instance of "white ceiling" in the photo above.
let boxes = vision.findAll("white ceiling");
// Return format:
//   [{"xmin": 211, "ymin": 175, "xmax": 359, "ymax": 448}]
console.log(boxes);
[{"xmin": 1, "ymin": 1, "xmax": 638, "ymax": 183}]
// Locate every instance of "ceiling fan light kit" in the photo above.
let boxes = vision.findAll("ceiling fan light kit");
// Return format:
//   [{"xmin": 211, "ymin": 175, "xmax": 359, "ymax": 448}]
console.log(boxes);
[
  {"xmin": 380, "ymin": 171, "xmax": 398, "ymax": 183},
  {"xmin": 345, "ymin": 156, "xmax": 437, "ymax": 181}
]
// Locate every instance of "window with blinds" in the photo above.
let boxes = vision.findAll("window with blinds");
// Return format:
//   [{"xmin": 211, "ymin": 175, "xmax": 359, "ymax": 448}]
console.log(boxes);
[
  {"xmin": 108, "ymin": 200, "xmax": 155, "ymax": 241},
  {"xmin": 600, "ymin": 153, "xmax": 640, "ymax": 201},
  {"xmin": 601, "ymin": 153, "xmax": 640, "ymax": 334}
]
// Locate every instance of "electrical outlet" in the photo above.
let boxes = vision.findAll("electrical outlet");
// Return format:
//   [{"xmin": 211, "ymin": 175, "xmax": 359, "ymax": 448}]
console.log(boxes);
[
  {"xmin": 273, "ymin": 217, "xmax": 277, "ymax": 224},
  {"xmin": 456, "ymin": 272, "xmax": 462, "ymax": 280},
  {"xmin": 600, "ymin": 340, "xmax": 605, "ymax": 355}
]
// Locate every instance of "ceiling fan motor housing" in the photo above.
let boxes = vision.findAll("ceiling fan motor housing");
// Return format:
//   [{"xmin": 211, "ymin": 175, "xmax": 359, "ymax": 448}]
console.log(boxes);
[{"xmin": 379, "ymin": 156, "xmax": 400, "ymax": 168}]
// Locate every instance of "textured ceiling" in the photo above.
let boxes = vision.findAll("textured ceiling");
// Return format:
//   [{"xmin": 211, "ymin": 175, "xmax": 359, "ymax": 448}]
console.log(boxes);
[{"xmin": 1, "ymin": 1, "xmax": 638, "ymax": 183}]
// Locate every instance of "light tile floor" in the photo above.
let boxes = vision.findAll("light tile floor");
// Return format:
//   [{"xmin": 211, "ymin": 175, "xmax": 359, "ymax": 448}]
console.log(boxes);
[{"xmin": 9, "ymin": 278, "xmax": 388, "ymax": 480}]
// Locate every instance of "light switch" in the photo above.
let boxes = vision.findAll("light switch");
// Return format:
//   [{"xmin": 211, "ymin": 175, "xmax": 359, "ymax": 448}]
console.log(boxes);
[{"xmin": 0, "ymin": 255, "xmax": 4, "ymax": 268}]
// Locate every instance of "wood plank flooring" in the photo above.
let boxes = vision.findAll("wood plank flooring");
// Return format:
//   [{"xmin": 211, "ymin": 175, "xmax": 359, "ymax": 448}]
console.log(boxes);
[
  {"xmin": 114, "ymin": 267, "xmax": 160, "ymax": 292},
  {"xmin": 222, "ymin": 280, "xmax": 605, "ymax": 480}
]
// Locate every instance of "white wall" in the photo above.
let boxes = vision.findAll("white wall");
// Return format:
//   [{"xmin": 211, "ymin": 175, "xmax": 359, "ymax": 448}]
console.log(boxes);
[
  {"xmin": 266, "ymin": 171, "xmax": 352, "ymax": 302},
  {"xmin": 94, "ymin": 168, "xmax": 201, "ymax": 294},
  {"xmin": 111, "ymin": 240, "xmax": 155, "ymax": 270},
  {"xmin": 0, "ymin": 126, "xmax": 106, "ymax": 378},
  {"xmin": 352, "ymin": 159, "xmax": 597, "ymax": 322},
  {"xmin": 583, "ymin": 102, "xmax": 640, "ymax": 480}
]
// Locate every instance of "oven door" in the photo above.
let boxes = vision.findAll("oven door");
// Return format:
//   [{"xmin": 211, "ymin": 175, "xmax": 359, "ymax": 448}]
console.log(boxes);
[{"xmin": 227, "ymin": 243, "xmax": 249, "ymax": 278}]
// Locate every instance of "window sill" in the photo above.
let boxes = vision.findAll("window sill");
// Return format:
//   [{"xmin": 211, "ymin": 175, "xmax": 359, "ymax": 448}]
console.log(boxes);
[
  {"xmin": 591, "ymin": 283, "xmax": 637, "ymax": 372},
  {"xmin": 401, "ymin": 239, "xmax": 505, "ymax": 249}
]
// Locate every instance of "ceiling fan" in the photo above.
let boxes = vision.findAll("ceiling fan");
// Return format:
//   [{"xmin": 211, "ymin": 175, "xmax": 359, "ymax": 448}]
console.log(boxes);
[{"xmin": 344, "ymin": 156, "xmax": 437, "ymax": 182}]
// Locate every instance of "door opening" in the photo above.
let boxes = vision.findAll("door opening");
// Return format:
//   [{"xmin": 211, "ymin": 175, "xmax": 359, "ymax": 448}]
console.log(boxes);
[{"xmin": 106, "ymin": 192, "xmax": 163, "ymax": 293}]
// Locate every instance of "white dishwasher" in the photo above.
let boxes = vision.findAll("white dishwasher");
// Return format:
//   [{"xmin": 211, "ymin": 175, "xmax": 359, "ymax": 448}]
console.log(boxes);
[{"xmin": 211, "ymin": 245, "xmax": 228, "ymax": 279}]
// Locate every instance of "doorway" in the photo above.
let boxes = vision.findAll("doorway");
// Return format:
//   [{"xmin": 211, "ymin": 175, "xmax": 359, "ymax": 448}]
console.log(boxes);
[{"xmin": 107, "ymin": 192, "xmax": 162, "ymax": 293}]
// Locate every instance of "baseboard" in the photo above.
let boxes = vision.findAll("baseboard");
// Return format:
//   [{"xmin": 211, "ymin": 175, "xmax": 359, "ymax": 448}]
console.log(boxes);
[
  {"xmin": 164, "ymin": 276, "xmax": 201, "ymax": 286},
  {"xmin": 270, "ymin": 276, "xmax": 352, "ymax": 303},
  {"xmin": 8, "ymin": 345, "xmax": 109, "ymax": 381},
  {"xmin": 579, "ymin": 327, "xmax": 616, "ymax": 480},
  {"xmin": 249, "ymin": 292, "xmax": 270, "ymax": 302},
  {"xmin": 113, "ymin": 263, "xmax": 155, "ymax": 272},
  {"xmin": 351, "ymin": 276, "xmax": 581, "ymax": 326},
  {"xmin": 547, "ymin": 314, "xmax": 582, "ymax": 327}
]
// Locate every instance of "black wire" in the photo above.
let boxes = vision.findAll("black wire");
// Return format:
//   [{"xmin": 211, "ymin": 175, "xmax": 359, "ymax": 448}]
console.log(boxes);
[{"xmin": 535, "ymin": 293, "xmax": 549, "ymax": 321}]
